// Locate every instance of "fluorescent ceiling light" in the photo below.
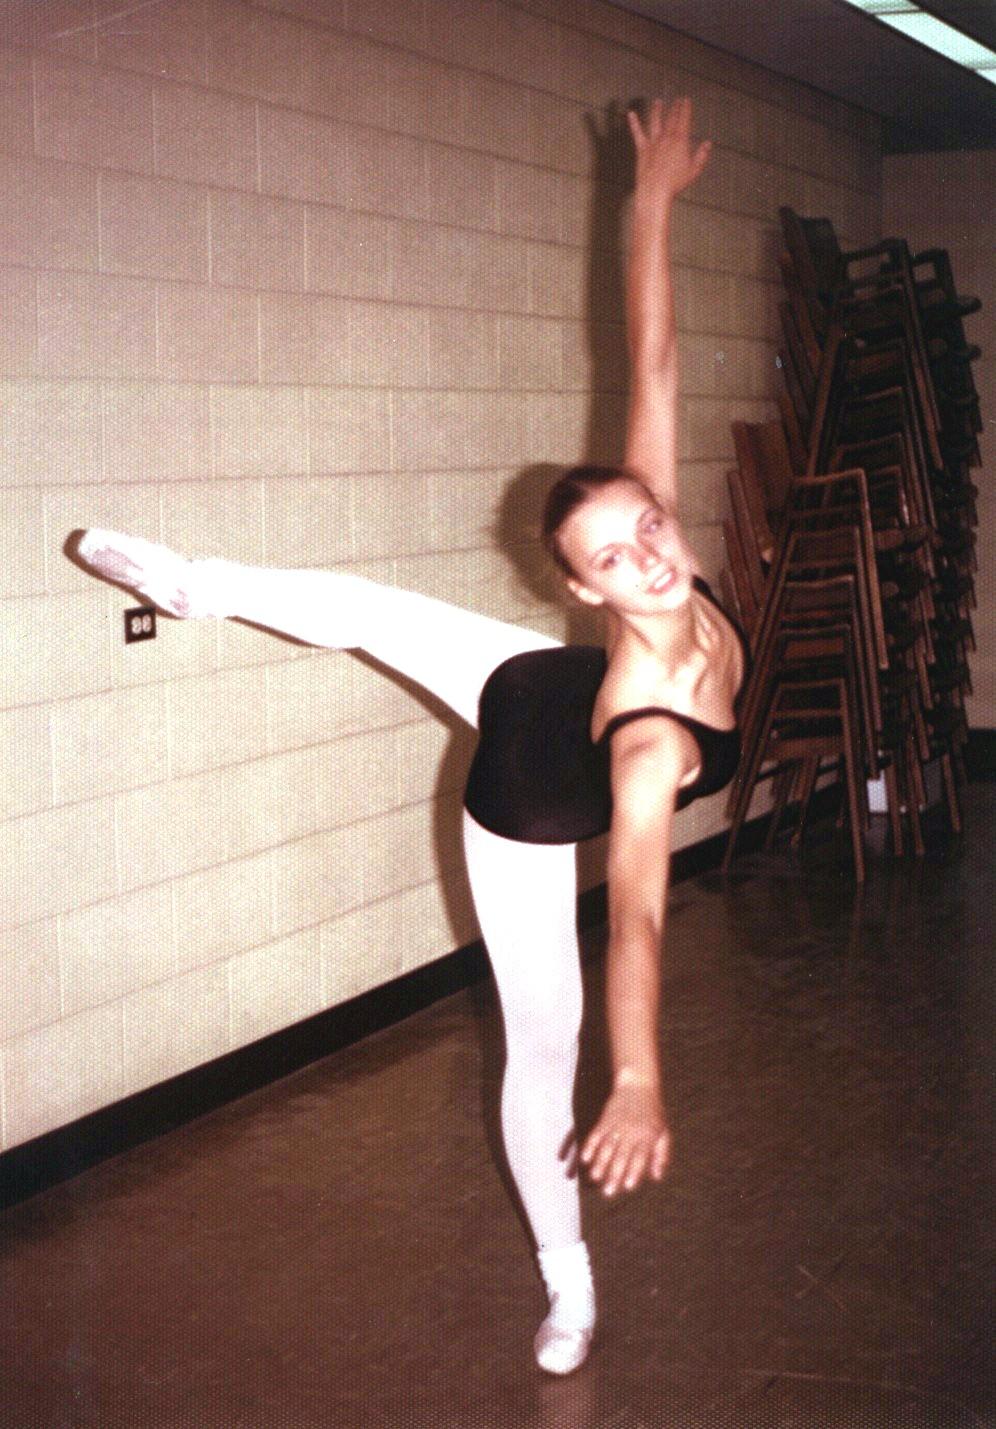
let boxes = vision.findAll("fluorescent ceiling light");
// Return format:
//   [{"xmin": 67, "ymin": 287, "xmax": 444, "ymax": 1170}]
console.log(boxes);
[{"xmin": 841, "ymin": 0, "xmax": 996, "ymax": 84}]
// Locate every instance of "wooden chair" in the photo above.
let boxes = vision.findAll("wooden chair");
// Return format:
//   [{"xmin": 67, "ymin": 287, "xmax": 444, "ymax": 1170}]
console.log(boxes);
[
  {"xmin": 724, "ymin": 209, "xmax": 981, "ymax": 872},
  {"xmin": 732, "ymin": 419, "xmax": 795, "ymax": 520},
  {"xmin": 724, "ymin": 674, "xmax": 868, "ymax": 881}
]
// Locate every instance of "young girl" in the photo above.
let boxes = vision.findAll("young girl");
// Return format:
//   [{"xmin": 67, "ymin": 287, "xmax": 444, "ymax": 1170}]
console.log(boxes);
[{"xmin": 77, "ymin": 99, "xmax": 743, "ymax": 1376}]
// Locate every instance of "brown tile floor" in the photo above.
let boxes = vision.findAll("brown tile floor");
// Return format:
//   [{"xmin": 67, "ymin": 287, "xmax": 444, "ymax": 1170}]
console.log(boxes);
[{"xmin": 2, "ymin": 788, "xmax": 994, "ymax": 1428}]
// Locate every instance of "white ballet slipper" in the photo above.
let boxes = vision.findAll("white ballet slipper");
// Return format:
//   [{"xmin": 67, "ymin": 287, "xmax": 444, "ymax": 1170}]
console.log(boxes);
[
  {"xmin": 76, "ymin": 528, "xmax": 228, "ymax": 619},
  {"xmin": 534, "ymin": 1241, "xmax": 596, "ymax": 1375},
  {"xmin": 533, "ymin": 1297, "xmax": 595, "ymax": 1375}
]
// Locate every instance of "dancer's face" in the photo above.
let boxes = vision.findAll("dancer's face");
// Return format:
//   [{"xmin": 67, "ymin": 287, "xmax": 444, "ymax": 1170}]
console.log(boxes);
[{"xmin": 558, "ymin": 478, "xmax": 696, "ymax": 614}]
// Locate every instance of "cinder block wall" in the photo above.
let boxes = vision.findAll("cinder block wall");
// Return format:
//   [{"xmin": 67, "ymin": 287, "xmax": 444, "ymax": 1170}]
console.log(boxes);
[
  {"xmin": 0, "ymin": 0, "xmax": 881, "ymax": 1151},
  {"xmin": 883, "ymin": 151, "xmax": 995, "ymax": 728}
]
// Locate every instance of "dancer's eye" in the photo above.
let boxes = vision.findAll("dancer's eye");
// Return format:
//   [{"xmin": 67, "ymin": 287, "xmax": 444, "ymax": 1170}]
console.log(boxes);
[{"xmin": 599, "ymin": 551, "xmax": 621, "ymax": 571}]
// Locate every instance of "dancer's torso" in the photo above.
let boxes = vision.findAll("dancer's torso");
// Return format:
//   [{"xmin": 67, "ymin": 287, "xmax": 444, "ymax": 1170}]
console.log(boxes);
[{"xmin": 463, "ymin": 577, "xmax": 751, "ymax": 844}]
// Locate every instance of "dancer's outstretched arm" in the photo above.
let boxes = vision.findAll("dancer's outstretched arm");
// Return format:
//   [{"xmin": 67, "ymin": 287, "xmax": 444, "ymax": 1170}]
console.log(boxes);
[
  {"xmin": 580, "ymin": 717, "xmax": 688, "ymax": 1197},
  {"xmin": 623, "ymin": 97, "xmax": 711, "ymax": 512}
]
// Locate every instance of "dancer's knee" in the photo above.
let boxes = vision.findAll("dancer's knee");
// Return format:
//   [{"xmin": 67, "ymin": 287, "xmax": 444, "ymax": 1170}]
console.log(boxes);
[{"xmin": 504, "ymin": 990, "xmax": 582, "ymax": 1078}]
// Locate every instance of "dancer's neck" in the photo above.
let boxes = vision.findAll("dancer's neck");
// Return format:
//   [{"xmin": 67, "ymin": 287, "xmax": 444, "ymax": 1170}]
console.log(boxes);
[{"xmin": 610, "ymin": 590, "xmax": 700, "ymax": 676}]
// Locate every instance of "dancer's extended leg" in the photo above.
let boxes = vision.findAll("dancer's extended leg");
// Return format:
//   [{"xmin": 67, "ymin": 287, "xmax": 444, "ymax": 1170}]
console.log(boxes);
[
  {"xmin": 76, "ymin": 529, "xmax": 559, "ymax": 727},
  {"xmin": 463, "ymin": 810, "xmax": 594, "ymax": 1374}
]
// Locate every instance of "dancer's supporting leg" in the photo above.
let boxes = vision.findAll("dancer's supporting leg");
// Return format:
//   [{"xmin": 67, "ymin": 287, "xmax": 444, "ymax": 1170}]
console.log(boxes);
[
  {"xmin": 464, "ymin": 810, "xmax": 595, "ymax": 1374},
  {"xmin": 76, "ymin": 528, "xmax": 593, "ymax": 1371}
]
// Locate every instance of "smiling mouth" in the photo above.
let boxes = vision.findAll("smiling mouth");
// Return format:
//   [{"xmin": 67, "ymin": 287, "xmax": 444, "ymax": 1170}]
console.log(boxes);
[{"xmin": 647, "ymin": 569, "xmax": 677, "ymax": 594}]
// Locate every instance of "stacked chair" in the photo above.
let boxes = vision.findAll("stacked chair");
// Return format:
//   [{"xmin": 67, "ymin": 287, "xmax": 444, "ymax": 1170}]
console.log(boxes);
[{"xmin": 722, "ymin": 208, "xmax": 982, "ymax": 880}]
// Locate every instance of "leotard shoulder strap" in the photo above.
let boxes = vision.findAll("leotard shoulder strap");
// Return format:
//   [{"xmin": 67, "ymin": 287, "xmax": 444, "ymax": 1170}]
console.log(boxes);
[{"xmin": 599, "ymin": 576, "xmax": 749, "ymax": 746}]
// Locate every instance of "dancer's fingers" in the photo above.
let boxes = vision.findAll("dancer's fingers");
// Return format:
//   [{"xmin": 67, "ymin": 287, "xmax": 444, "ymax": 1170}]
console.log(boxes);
[
  {"xmin": 662, "ymin": 95, "xmax": 683, "ymax": 135},
  {"xmin": 621, "ymin": 1144, "xmax": 649, "ymax": 1194},
  {"xmin": 626, "ymin": 106, "xmax": 645, "ymax": 147},
  {"xmin": 588, "ymin": 1132, "xmax": 618, "ymax": 1184},
  {"xmin": 583, "ymin": 1101, "xmax": 669, "ymax": 1192},
  {"xmin": 602, "ymin": 1137, "xmax": 656, "ymax": 1196},
  {"xmin": 651, "ymin": 1130, "xmax": 672, "ymax": 1180},
  {"xmin": 557, "ymin": 1129, "xmax": 579, "ymax": 1178},
  {"xmin": 586, "ymin": 1131, "xmax": 645, "ymax": 1196},
  {"xmin": 596, "ymin": 1137, "xmax": 627, "ymax": 1194},
  {"xmin": 581, "ymin": 1122, "xmax": 618, "ymax": 1182}
]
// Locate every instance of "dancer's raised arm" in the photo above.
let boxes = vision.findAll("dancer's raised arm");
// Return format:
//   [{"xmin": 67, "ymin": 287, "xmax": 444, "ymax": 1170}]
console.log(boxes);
[{"xmin": 623, "ymin": 97, "xmax": 711, "ymax": 511}]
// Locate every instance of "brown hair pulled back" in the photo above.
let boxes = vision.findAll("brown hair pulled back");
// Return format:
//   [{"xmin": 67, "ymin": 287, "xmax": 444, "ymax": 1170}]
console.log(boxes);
[{"xmin": 541, "ymin": 464, "xmax": 643, "ymax": 577}]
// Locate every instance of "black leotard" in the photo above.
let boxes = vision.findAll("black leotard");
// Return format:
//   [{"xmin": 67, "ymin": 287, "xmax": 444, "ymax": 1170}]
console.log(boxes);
[{"xmin": 463, "ymin": 577, "xmax": 750, "ymax": 844}]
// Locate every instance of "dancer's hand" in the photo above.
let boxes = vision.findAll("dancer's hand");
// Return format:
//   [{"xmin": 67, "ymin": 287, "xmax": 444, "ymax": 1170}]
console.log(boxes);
[
  {"xmin": 628, "ymin": 96, "xmax": 711, "ymax": 201},
  {"xmin": 581, "ymin": 1084, "xmax": 671, "ymax": 1196}
]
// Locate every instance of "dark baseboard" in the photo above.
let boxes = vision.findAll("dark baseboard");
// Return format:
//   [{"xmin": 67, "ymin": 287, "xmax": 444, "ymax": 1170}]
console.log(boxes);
[
  {"xmin": 964, "ymin": 727, "xmax": 996, "ymax": 780},
  {"xmin": 0, "ymin": 765, "xmax": 933, "ymax": 1212}
]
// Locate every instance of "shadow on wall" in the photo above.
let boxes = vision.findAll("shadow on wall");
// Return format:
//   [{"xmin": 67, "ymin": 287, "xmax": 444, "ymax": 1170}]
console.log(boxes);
[
  {"xmin": 581, "ymin": 100, "xmax": 637, "ymax": 463},
  {"xmin": 497, "ymin": 102, "xmax": 638, "ymax": 648},
  {"xmin": 449, "ymin": 100, "xmax": 640, "ymax": 941}
]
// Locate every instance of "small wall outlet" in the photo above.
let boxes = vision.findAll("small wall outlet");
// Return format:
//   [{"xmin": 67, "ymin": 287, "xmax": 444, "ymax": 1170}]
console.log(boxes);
[{"xmin": 124, "ymin": 606, "xmax": 156, "ymax": 643}]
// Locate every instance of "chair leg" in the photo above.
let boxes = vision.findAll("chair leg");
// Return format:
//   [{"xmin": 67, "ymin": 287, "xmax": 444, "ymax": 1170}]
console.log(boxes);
[
  {"xmin": 722, "ymin": 798, "xmax": 748, "ymax": 875},
  {"xmin": 835, "ymin": 755, "xmax": 849, "ymax": 831},
  {"xmin": 792, "ymin": 755, "xmax": 821, "ymax": 847},
  {"xmin": 764, "ymin": 763, "xmax": 795, "ymax": 850},
  {"xmin": 723, "ymin": 772, "xmax": 757, "ymax": 874},
  {"xmin": 940, "ymin": 750, "xmax": 962, "ymax": 834},
  {"xmin": 883, "ymin": 760, "xmax": 904, "ymax": 856},
  {"xmin": 723, "ymin": 710, "xmax": 778, "ymax": 874},
  {"xmin": 840, "ymin": 701, "xmax": 866, "ymax": 882},
  {"xmin": 904, "ymin": 739, "xmax": 927, "ymax": 857},
  {"xmin": 951, "ymin": 741, "xmax": 967, "ymax": 786},
  {"xmin": 912, "ymin": 693, "xmax": 932, "ymax": 764},
  {"xmin": 908, "ymin": 737, "xmax": 928, "ymax": 810}
]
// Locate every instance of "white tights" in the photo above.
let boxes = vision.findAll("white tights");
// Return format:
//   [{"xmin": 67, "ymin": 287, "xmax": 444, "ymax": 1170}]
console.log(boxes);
[
  {"xmin": 463, "ymin": 811, "xmax": 584, "ymax": 1251},
  {"xmin": 165, "ymin": 553, "xmax": 587, "ymax": 1253},
  {"xmin": 75, "ymin": 529, "xmax": 599, "ymax": 1368}
]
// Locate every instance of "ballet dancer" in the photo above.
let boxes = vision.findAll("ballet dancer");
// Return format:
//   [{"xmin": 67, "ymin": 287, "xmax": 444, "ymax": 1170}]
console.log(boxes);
[{"xmin": 76, "ymin": 99, "xmax": 743, "ymax": 1376}]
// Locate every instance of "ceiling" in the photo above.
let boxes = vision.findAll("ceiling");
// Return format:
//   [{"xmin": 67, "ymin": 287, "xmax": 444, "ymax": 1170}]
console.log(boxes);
[{"xmin": 610, "ymin": 0, "xmax": 996, "ymax": 151}]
